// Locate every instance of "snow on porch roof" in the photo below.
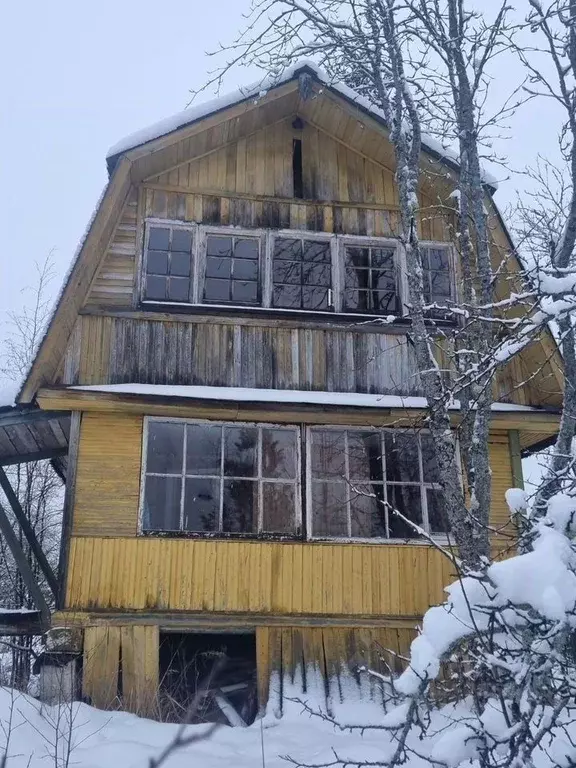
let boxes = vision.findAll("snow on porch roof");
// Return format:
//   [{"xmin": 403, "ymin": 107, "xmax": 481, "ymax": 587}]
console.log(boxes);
[
  {"xmin": 70, "ymin": 383, "xmax": 548, "ymax": 413},
  {"xmin": 105, "ymin": 60, "xmax": 499, "ymax": 190}
]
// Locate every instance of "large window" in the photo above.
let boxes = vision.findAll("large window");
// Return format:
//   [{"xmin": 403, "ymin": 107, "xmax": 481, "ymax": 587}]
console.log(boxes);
[
  {"xmin": 203, "ymin": 234, "xmax": 260, "ymax": 305},
  {"xmin": 422, "ymin": 245, "xmax": 453, "ymax": 309},
  {"xmin": 143, "ymin": 224, "xmax": 194, "ymax": 302},
  {"xmin": 142, "ymin": 419, "xmax": 300, "ymax": 535},
  {"xmin": 308, "ymin": 428, "xmax": 447, "ymax": 539},
  {"xmin": 272, "ymin": 237, "xmax": 332, "ymax": 310},
  {"xmin": 343, "ymin": 245, "xmax": 398, "ymax": 314}
]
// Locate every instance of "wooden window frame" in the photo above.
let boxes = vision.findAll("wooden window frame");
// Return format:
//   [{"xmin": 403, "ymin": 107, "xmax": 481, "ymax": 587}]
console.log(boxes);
[
  {"xmin": 139, "ymin": 219, "xmax": 456, "ymax": 321},
  {"xmin": 139, "ymin": 416, "xmax": 302, "ymax": 539},
  {"xmin": 305, "ymin": 424, "xmax": 450, "ymax": 543}
]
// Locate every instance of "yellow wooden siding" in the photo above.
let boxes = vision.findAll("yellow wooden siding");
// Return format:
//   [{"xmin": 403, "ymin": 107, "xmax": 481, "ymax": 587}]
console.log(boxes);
[
  {"xmin": 73, "ymin": 413, "xmax": 142, "ymax": 536},
  {"xmin": 66, "ymin": 536, "xmax": 455, "ymax": 616}
]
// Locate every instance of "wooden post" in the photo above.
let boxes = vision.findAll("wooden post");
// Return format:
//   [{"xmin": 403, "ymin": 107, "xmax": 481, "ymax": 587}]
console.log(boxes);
[
  {"xmin": 508, "ymin": 430, "xmax": 524, "ymax": 489},
  {"xmin": 0, "ymin": 501, "xmax": 50, "ymax": 622},
  {"xmin": 57, "ymin": 412, "xmax": 81, "ymax": 609}
]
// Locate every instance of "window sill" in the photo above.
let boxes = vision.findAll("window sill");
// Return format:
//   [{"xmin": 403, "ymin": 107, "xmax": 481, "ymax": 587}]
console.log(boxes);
[{"xmin": 138, "ymin": 530, "xmax": 449, "ymax": 546}]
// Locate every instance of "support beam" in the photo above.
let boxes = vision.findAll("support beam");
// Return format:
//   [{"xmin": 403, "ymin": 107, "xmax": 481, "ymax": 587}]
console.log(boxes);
[
  {"xmin": 0, "ymin": 447, "xmax": 68, "ymax": 467},
  {"xmin": 0, "ymin": 501, "xmax": 50, "ymax": 622},
  {"xmin": 509, "ymin": 430, "xmax": 524, "ymax": 489},
  {"xmin": 0, "ymin": 466, "xmax": 59, "ymax": 599}
]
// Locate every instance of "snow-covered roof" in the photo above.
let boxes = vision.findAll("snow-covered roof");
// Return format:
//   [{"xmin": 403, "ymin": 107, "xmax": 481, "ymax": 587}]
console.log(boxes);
[
  {"xmin": 106, "ymin": 60, "xmax": 499, "ymax": 190},
  {"xmin": 70, "ymin": 383, "xmax": 549, "ymax": 413}
]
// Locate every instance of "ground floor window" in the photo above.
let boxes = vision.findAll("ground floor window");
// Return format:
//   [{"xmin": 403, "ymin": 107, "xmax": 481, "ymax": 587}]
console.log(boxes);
[{"xmin": 141, "ymin": 418, "xmax": 448, "ymax": 540}]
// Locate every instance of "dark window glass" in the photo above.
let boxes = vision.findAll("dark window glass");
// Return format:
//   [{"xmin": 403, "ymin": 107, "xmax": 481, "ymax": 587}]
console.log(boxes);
[
  {"xmin": 272, "ymin": 238, "xmax": 332, "ymax": 311},
  {"xmin": 143, "ymin": 476, "xmax": 181, "ymax": 531},
  {"xmin": 422, "ymin": 247, "xmax": 452, "ymax": 315},
  {"xmin": 224, "ymin": 427, "xmax": 257, "ymax": 477},
  {"xmin": 311, "ymin": 430, "xmax": 346, "ymax": 478},
  {"xmin": 350, "ymin": 486, "xmax": 387, "ymax": 538},
  {"xmin": 147, "ymin": 422, "xmax": 184, "ymax": 474},
  {"xmin": 262, "ymin": 429, "xmax": 296, "ymax": 479},
  {"xmin": 184, "ymin": 478, "xmax": 219, "ymax": 532},
  {"xmin": 347, "ymin": 431, "xmax": 382, "ymax": 482},
  {"xmin": 387, "ymin": 485, "xmax": 422, "ymax": 538},
  {"xmin": 262, "ymin": 484, "xmax": 296, "ymax": 533},
  {"xmin": 186, "ymin": 425, "xmax": 221, "ymax": 475},
  {"xmin": 203, "ymin": 235, "xmax": 260, "ymax": 305},
  {"xmin": 144, "ymin": 225, "xmax": 194, "ymax": 303},
  {"xmin": 223, "ymin": 479, "xmax": 256, "ymax": 532},
  {"xmin": 343, "ymin": 245, "xmax": 397, "ymax": 315},
  {"xmin": 420, "ymin": 435, "xmax": 440, "ymax": 483},
  {"xmin": 427, "ymin": 488, "xmax": 448, "ymax": 533},
  {"xmin": 385, "ymin": 433, "xmax": 420, "ymax": 483},
  {"xmin": 312, "ymin": 481, "xmax": 348, "ymax": 537}
]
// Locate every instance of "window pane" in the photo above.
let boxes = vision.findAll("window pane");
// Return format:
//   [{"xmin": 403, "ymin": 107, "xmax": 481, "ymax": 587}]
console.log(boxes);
[
  {"xmin": 347, "ymin": 431, "xmax": 383, "ymax": 481},
  {"xmin": 171, "ymin": 229, "xmax": 193, "ymax": 253},
  {"xmin": 311, "ymin": 430, "xmax": 346, "ymax": 478},
  {"xmin": 274, "ymin": 239, "xmax": 301, "ymax": 260},
  {"xmin": 145, "ymin": 275, "xmax": 167, "ymax": 301},
  {"xmin": 345, "ymin": 267, "xmax": 370, "ymax": 291},
  {"xmin": 302, "ymin": 286, "xmax": 329, "ymax": 310},
  {"xmin": 303, "ymin": 241, "xmax": 330, "ymax": 263},
  {"xmin": 184, "ymin": 478, "xmax": 219, "ymax": 532},
  {"xmin": 149, "ymin": 227, "xmax": 170, "ymax": 251},
  {"xmin": 233, "ymin": 259, "xmax": 259, "ymax": 281},
  {"xmin": 427, "ymin": 248, "xmax": 449, "ymax": 270},
  {"xmin": 429, "ymin": 272, "xmax": 451, "ymax": 299},
  {"xmin": 147, "ymin": 250, "xmax": 169, "ymax": 275},
  {"xmin": 387, "ymin": 485, "xmax": 422, "ymax": 538},
  {"xmin": 203, "ymin": 278, "xmax": 230, "ymax": 302},
  {"xmin": 374, "ymin": 288, "xmax": 398, "ymax": 313},
  {"xmin": 420, "ymin": 435, "xmax": 440, "ymax": 483},
  {"xmin": 234, "ymin": 239, "xmax": 259, "ymax": 259},
  {"xmin": 350, "ymin": 485, "xmax": 387, "ymax": 538},
  {"xmin": 168, "ymin": 278, "xmax": 190, "ymax": 302},
  {"xmin": 345, "ymin": 247, "xmax": 369, "ymax": 268},
  {"xmin": 147, "ymin": 422, "xmax": 184, "ymax": 474},
  {"xmin": 274, "ymin": 261, "xmax": 302, "ymax": 285},
  {"xmin": 303, "ymin": 263, "xmax": 331, "ymax": 286},
  {"xmin": 143, "ymin": 476, "xmax": 181, "ymax": 531},
  {"xmin": 385, "ymin": 433, "xmax": 420, "ymax": 483},
  {"xmin": 427, "ymin": 488, "xmax": 448, "ymax": 534},
  {"xmin": 262, "ymin": 429, "xmax": 296, "ymax": 479},
  {"xmin": 206, "ymin": 256, "xmax": 231, "ymax": 279},
  {"xmin": 207, "ymin": 236, "xmax": 233, "ymax": 257},
  {"xmin": 170, "ymin": 252, "xmax": 191, "ymax": 277},
  {"xmin": 232, "ymin": 280, "xmax": 258, "ymax": 303},
  {"xmin": 273, "ymin": 284, "xmax": 301, "ymax": 308},
  {"xmin": 371, "ymin": 248, "xmax": 395, "ymax": 269},
  {"xmin": 262, "ymin": 484, "xmax": 295, "ymax": 533},
  {"xmin": 186, "ymin": 424, "xmax": 221, "ymax": 475},
  {"xmin": 343, "ymin": 289, "xmax": 369, "ymax": 312},
  {"xmin": 312, "ymin": 480, "xmax": 348, "ymax": 537},
  {"xmin": 224, "ymin": 427, "xmax": 257, "ymax": 477},
  {"xmin": 223, "ymin": 479, "xmax": 257, "ymax": 532}
]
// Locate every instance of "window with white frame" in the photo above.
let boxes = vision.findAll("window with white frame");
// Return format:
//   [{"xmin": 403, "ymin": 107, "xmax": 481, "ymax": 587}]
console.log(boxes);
[
  {"xmin": 142, "ymin": 419, "xmax": 300, "ymax": 535},
  {"xmin": 141, "ymin": 221, "xmax": 455, "ymax": 319},
  {"xmin": 308, "ymin": 427, "xmax": 447, "ymax": 539}
]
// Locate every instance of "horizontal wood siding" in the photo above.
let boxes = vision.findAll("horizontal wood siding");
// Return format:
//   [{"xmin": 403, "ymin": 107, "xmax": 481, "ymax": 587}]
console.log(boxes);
[{"xmin": 66, "ymin": 536, "xmax": 454, "ymax": 617}]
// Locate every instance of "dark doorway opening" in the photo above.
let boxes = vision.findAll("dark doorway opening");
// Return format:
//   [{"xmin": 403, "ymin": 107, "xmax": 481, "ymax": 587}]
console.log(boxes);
[{"xmin": 159, "ymin": 631, "xmax": 258, "ymax": 726}]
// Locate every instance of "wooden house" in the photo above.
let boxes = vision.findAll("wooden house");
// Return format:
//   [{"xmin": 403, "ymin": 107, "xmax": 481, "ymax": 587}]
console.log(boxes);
[{"xmin": 4, "ymin": 62, "xmax": 564, "ymax": 722}]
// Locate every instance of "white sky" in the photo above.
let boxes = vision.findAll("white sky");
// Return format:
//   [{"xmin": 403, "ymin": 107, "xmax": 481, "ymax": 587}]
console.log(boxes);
[{"xmin": 0, "ymin": 0, "xmax": 563, "ymax": 331}]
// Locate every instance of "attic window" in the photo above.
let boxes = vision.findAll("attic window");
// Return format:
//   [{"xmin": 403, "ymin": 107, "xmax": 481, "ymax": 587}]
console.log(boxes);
[
  {"xmin": 143, "ymin": 224, "xmax": 194, "ymax": 302},
  {"xmin": 203, "ymin": 235, "xmax": 260, "ymax": 305},
  {"xmin": 292, "ymin": 139, "xmax": 303, "ymax": 198}
]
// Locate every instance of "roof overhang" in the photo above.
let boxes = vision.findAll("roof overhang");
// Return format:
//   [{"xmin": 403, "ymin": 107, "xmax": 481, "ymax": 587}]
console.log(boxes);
[{"xmin": 0, "ymin": 405, "xmax": 70, "ymax": 469}]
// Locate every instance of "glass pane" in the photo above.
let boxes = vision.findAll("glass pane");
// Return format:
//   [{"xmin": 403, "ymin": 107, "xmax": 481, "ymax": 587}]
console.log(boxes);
[
  {"xmin": 207, "ymin": 236, "xmax": 233, "ymax": 257},
  {"xmin": 343, "ymin": 289, "xmax": 369, "ymax": 312},
  {"xmin": 203, "ymin": 278, "xmax": 230, "ymax": 302},
  {"xmin": 420, "ymin": 435, "xmax": 440, "ymax": 483},
  {"xmin": 274, "ymin": 238, "xmax": 301, "ymax": 260},
  {"xmin": 184, "ymin": 478, "xmax": 219, "ymax": 532},
  {"xmin": 147, "ymin": 422, "xmax": 184, "ymax": 474},
  {"xmin": 206, "ymin": 256, "xmax": 231, "ymax": 279},
  {"xmin": 429, "ymin": 271, "xmax": 451, "ymax": 299},
  {"xmin": 168, "ymin": 278, "xmax": 190, "ymax": 302},
  {"xmin": 427, "ymin": 488, "xmax": 448, "ymax": 533},
  {"xmin": 374, "ymin": 288, "xmax": 398, "ymax": 313},
  {"xmin": 273, "ymin": 284, "xmax": 301, "ymax": 308},
  {"xmin": 232, "ymin": 280, "xmax": 258, "ymax": 303},
  {"xmin": 143, "ymin": 476, "xmax": 181, "ymax": 531},
  {"xmin": 224, "ymin": 427, "xmax": 258, "ymax": 477},
  {"xmin": 387, "ymin": 485, "xmax": 422, "ymax": 538},
  {"xmin": 234, "ymin": 239, "xmax": 259, "ymax": 259},
  {"xmin": 170, "ymin": 252, "xmax": 191, "ymax": 277},
  {"xmin": 302, "ymin": 286, "xmax": 329, "ymax": 310},
  {"xmin": 350, "ymin": 485, "xmax": 387, "ymax": 538},
  {"xmin": 303, "ymin": 263, "xmax": 331, "ymax": 286},
  {"xmin": 262, "ymin": 483, "xmax": 295, "ymax": 533},
  {"xmin": 347, "ymin": 431, "xmax": 383, "ymax": 481},
  {"xmin": 345, "ymin": 247, "xmax": 369, "ymax": 268},
  {"xmin": 311, "ymin": 430, "xmax": 346, "ymax": 478},
  {"xmin": 262, "ymin": 429, "xmax": 296, "ymax": 479},
  {"xmin": 171, "ymin": 229, "xmax": 193, "ymax": 253},
  {"xmin": 345, "ymin": 267, "xmax": 370, "ymax": 291},
  {"xmin": 148, "ymin": 227, "xmax": 170, "ymax": 251},
  {"xmin": 312, "ymin": 480, "xmax": 348, "ymax": 537},
  {"xmin": 145, "ymin": 275, "xmax": 167, "ymax": 301},
  {"xmin": 374, "ymin": 272, "xmax": 396, "ymax": 293},
  {"xmin": 233, "ymin": 259, "xmax": 259, "ymax": 281},
  {"xmin": 186, "ymin": 424, "xmax": 221, "ymax": 475},
  {"xmin": 371, "ymin": 248, "xmax": 395, "ymax": 269},
  {"xmin": 303, "ymin": 241, "xmax": 330, "ymax": 263},
  {"xmin": 427, "ymin": 248, "xmax": 449, "ymax": 270},
  {"xmin": 273, "ymin": 261, "xmax": 302, "ymax": 285},
  {"xmin": 385, "ymin": 432, "xmax": 420, "ymax": 483},
  {"xmin": 223, "ymin": 479, "xmax": 257, "ymax": 532},
  {"xmin": 147, "ymin": 250, "xmax": 169, "ymax": 275}
]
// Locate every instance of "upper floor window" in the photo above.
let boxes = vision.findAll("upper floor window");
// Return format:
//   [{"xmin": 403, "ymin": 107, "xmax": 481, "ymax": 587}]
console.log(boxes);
[
  {"xmin": 141, "ymin": 418, "xmax": 448, "ymax": 541},
  {"xmin": 141, "ymin": 221, "xmax": 454, "ymax": 319}
]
